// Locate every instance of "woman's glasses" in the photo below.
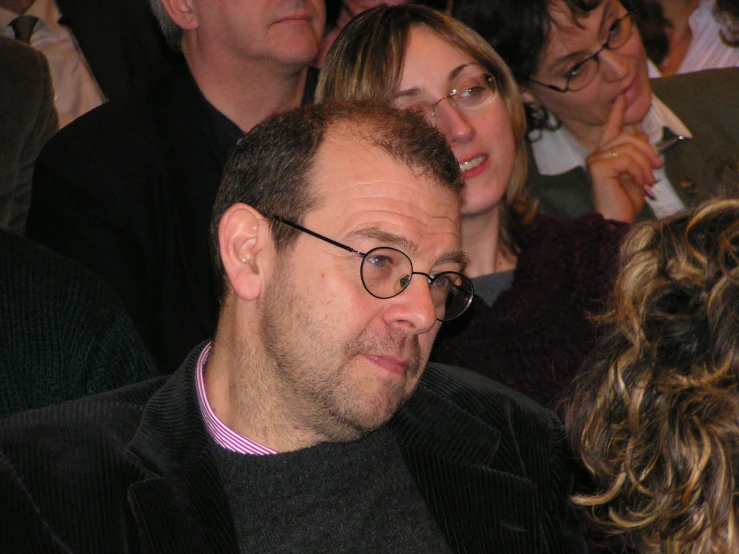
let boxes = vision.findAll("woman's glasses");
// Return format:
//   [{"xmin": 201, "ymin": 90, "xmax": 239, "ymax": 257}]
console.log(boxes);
[{"xmin": 529, "ymin": 12, "xmax": 634, "ymax": 93}]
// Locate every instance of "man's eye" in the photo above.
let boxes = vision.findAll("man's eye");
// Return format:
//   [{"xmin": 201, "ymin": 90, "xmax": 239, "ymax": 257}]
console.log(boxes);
[
  {"xmin": 366, "ymin": 255, "xmax": 391, "ymax": 268},
  {"xmin": 431, "ymin": 274, "xmax": 453, "ymax": 289}
]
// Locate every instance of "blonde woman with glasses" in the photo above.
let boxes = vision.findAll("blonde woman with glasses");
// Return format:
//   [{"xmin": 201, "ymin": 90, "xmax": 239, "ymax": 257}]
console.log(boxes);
[{"xmin": 317, "ymin": 4, "xmax": 627, "ymax": 411}]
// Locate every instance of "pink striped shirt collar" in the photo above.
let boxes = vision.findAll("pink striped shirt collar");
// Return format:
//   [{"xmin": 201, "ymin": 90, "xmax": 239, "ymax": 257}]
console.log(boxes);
[{"xmin": 195, "ymin": 342, "xmax": 277, "ymax": 455}]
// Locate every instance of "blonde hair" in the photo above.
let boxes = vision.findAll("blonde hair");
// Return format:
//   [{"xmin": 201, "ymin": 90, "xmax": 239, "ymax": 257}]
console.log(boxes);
[
  {"xmin": 316, "ymin": 4, "xmax": 532, "ymax": 255},
  {"xmin": 566, "ymin": 196, "xmax": 739, "ymax": 553}
]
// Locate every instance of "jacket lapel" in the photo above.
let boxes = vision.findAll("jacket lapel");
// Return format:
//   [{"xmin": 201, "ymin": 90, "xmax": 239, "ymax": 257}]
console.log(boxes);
[
  {"xmin": 390, "ymin": 372, "xmax": 544, "ymax": 553},
  {"xmin": 125, "ymin": 346, "xmax": 239, "ymax": 553},
  {"xmin": 664, "ymin": 132, "xmax": 734, "ymax": 209}
]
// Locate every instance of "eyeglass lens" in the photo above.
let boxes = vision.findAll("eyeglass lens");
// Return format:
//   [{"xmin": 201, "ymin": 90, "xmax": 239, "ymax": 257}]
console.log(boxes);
[
  {"xmin": 361, "ymin": 247, "xmax": 473, "ymax": 322},
  {"xmin": 565, "ymin": 13, "xmax": 633, "ymax": 91},
  {"xmin": 403, "ymin": 73, "xmax": 495, "ymax": 125}
]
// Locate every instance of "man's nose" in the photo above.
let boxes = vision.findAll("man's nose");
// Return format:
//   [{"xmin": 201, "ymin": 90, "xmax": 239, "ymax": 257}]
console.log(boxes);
[{"xmin": 382, "ymin": 275, "xmax": 438, "ymax": 335}]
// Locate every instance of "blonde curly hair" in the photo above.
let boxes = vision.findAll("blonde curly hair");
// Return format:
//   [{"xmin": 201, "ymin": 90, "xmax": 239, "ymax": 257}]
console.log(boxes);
[{"xmin": 566, "ymin": 196, "xmax": 739, "ymax": 554}]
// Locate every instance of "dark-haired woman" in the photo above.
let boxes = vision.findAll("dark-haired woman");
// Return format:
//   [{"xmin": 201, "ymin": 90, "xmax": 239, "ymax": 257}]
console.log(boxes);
[{"xmin": 454, "ymin": 0, "xmax": 739, "ymax": 222}]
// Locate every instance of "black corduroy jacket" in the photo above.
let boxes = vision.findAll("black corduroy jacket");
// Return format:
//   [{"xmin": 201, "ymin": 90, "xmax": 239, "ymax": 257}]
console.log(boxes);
[{"xmin": 0, "ymin": 343, "xmax": 585, "ymax": 553}]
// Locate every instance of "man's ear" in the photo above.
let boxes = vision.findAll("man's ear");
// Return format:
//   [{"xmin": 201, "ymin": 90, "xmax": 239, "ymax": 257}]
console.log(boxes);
[
  {"xmin": 160, "ymin": 0, "xmax": 198, "ymax": 31},
  {"xmin": 219, "ymin": 204, "xmax": 271, "ymax": 302}
]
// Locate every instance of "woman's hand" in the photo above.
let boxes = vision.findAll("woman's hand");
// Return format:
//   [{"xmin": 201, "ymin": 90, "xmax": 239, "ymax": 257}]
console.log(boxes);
[{"xmin": 585, "ymin": 94, "xmax": 663, "ymax": 223}]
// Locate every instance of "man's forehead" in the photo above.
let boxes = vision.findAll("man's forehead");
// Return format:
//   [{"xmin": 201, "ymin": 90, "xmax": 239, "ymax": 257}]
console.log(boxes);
[
  {"xmin": 304, "ymin": 131, "xmax": 461, "ymax": 256},
  {"xmin": 313, "ymin": 125, "xmax": 436, "ymax": 190}
]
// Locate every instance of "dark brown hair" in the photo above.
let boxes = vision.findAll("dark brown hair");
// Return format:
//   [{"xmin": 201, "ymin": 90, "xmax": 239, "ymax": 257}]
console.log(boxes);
[
  {"xmin": 453, "ymin": 0, "xmax": 633, "ymax": 131},
  {"xmin": 566, "ymin": 196, "xmax": 739, "ymax": 553},
  {"xmin": 210, "ymin": 100, "xmax": 463, "ymax": 299}
]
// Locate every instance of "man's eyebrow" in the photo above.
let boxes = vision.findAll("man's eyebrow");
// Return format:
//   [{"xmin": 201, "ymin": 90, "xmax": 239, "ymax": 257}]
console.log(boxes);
[
  {"xmin": 344, "ymin": 228, "xmax": 469, "ymax": 273},
  {"xmin": 344, "ymin": 228, "xmax": 418, "ymax": 253},
  {"xmin": 436, "ymin": 250, "xmax": 469, "ymax": 274},
  {"xmin": 395, "ymin": 63, "xmax": 475, "ymax": 100}
]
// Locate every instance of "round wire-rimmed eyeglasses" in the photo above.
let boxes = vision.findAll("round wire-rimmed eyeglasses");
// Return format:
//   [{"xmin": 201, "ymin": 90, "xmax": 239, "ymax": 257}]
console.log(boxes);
[
  {"xmin": 528, "ymin": 11, "xmax": 634, "ymax": 93},
  {"xmin": 271, "ymin": 216, "xmax": 475, "ymax": 322}
]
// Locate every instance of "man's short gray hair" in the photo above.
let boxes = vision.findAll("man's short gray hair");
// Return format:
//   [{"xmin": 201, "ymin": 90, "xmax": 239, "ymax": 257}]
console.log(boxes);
[{"xmin": 149, "ymin": 0, "xmax": 183, "ymax": 51}]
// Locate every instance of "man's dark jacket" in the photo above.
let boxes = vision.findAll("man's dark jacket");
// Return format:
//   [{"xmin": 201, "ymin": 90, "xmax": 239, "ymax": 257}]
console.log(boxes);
[
  {"xmin": 0, "ymin": 344, "xmax": 586, "ymax": 553},
  {"xmin": 55, "ymin": 0, "xmax": 182, "ymax": 100},
  {"xmin": 26, "ymin": 65, "xmax": 317, "ymax": 373},
  {"xmin": 26, "ymin": 67, "xmax": 223, "ymax": 373}
]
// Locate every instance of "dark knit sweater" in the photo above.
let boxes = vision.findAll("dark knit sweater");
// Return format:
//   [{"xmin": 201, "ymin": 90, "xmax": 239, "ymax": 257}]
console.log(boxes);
[
  {"xmin": 211, "ymin": 427, "xmax": 450, "ymax": 553},
  {"xmin": 0, "ymin": 230, "xmax": 158, "ymax": 418},
  {"xmin": 431, "ymin": 213, "xmax": 627, "ymax": 412}
]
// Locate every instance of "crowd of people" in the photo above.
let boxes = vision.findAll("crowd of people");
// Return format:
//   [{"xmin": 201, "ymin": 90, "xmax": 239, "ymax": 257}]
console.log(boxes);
[{"xmin": 1, "ymin": 0, "xmax": 738, "ymax": 552}]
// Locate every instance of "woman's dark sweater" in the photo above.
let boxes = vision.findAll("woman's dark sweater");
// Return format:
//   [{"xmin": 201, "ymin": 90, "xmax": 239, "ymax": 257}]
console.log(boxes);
[{"xmin": 431, "ymin": 213, "xmax": 627, "ymax": 413}]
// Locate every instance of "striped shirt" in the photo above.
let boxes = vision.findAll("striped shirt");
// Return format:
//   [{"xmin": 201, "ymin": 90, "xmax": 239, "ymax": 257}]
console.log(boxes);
[
  {"xmin": 649, "ymin": 0, "xmax": 739, "ymax": 77},
  {"xmin": 195, "ymin": 342, "xmax": 277, "ymax": 455}
]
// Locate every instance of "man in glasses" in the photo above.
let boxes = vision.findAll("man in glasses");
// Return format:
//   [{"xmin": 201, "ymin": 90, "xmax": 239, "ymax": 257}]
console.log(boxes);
[{"xmin": 0, "ymin": 102, "xmax": 585, "ymax": 553}]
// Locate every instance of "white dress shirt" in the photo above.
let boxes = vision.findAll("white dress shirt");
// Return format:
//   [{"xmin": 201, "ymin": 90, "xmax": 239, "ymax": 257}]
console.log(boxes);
[
  {"xmin": 1, "ymin": 0, "xmax": 105, "ymax": 127},
  {"xmin": 649, "ymin": 0, "xmax": 739, "ymax": 77},
  {"xmin": 530, "ymin": 95, "xmax": 693, "ymax": 219}
]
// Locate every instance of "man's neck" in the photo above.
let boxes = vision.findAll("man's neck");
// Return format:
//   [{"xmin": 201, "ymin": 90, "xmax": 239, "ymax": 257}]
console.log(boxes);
[
  {"xmin": 205, "ymin": 329, "xmax": 326, "ymax": 453},
  {"xmin": 0, "ymin": 0, "xmax": 33, "ymax": 15},
  {"xmin": 184, "ymin": 49, "xmax": 309, "ymax": 134}
]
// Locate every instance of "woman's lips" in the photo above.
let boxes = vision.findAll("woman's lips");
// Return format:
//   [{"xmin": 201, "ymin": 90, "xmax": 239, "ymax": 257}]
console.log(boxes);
[{"xmin": 459, "ymin": 155, "xmax": 488, "ymax": 179}]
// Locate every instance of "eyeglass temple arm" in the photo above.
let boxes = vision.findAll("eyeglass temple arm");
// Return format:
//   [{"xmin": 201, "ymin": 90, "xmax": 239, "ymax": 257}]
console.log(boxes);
[
  {"xmin": 270, "ymin": 215, "xmax": 365, "ymax": 257},
  {"xmin": 527, "ymin": 78, "xmax": 568, "ymax": 93}
]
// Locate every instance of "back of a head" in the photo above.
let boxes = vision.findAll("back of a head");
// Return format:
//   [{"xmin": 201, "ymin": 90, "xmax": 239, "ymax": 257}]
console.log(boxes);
[
  {"xmin": 209, "ymin": 100, "xmax": 462, "ymax": 300},
  {"xmin": 148, "ymin": 0, "xmax": 182, "ymax": 51},
  {"xmin": 566, "ymin": 196, "xmax": 739, "ymax": 553}
]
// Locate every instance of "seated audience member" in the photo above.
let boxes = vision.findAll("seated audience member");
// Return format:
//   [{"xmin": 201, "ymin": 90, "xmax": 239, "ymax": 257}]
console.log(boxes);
[
  {"xmin": 0, "ymin": 37, "xmax": 57, "ymax": 235},
  {"xmin": 0, "ymin": 102, "xmax": 586, "ymax": 553},
  {"xmin": 566, "ymin": 195, "xmax": 739, "ymax": 553},
  {"xmin": 0, "ymin": 0, "xmax": 181, "ymax": 127},
  {"xmin": 453, "ymin": 0, "xmax": 739, "ymax": 222},
  {"xmin": 0, "ymin": 229, "xmax": 157, "ymax": 418},
  {"xmin": 26, "ymin": 0, "xmax": 325, "ymax": 372},
  {"xmin": 318, "ymin": 5, "xmax": 627, "ymax": 411},
  {"xmin": 631, "ymin": 0, "xmax": 739, "ymax": 77},
  {"xmin": 316, "ymin": 0, "xmax": 449, "ymax": 67}
]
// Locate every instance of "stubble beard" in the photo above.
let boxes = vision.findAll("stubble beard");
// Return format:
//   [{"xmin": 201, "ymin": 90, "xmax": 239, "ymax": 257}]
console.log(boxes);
[{"xmin": 254, "ymin": 268, "xmax": 424, "ymax": 444}]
